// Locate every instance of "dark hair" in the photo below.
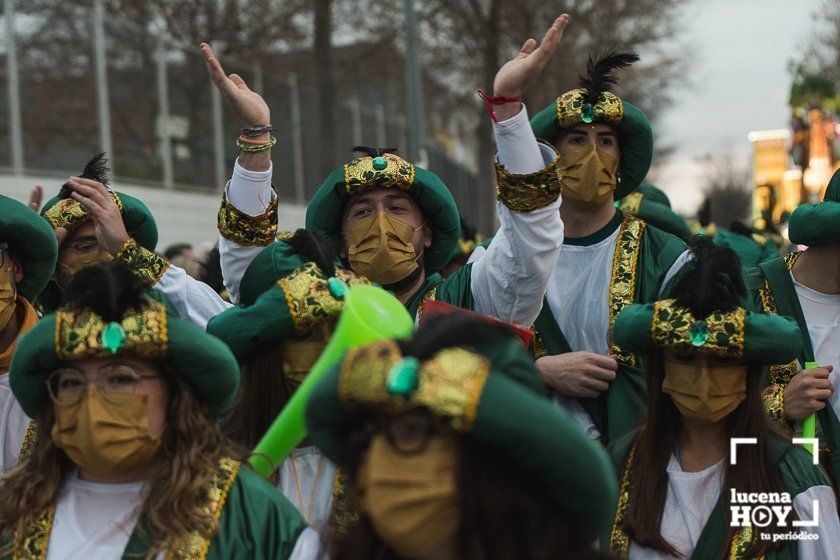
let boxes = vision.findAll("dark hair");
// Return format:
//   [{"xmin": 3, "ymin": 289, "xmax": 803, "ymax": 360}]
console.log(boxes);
[
  {"xmin": 621, "ymin": 352, "xmax": 789, "ymax": 558},
  {"xmin": 60, "ymin": 261, "xmax": 145, "ymax": 321},
  {"xmin": 284, "ymin": 229, "xmax": 342, "ymax": 277},
  {"xmin": 163, "ymin": 243, "xmax": 193, "ymax": 260},
  {"xmin": 200, "ymin": 244, "xmax": 226, "ymax": 295}
]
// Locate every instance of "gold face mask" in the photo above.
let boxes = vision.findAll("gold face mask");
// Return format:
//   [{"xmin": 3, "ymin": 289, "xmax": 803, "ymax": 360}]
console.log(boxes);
[
  {"xmin": 56, "ymin": 249, "xmax": 113, "ymax": 290},
  {"xmin": 558, "ymin": 144, "xmax": 619, "ymax": 207},
  {"xmin": 662, "ymin": 357, "xmax": 748, "ymax": 424},
  {"xmin": 51, "ymin": 389, "xmax": 162, "ymax": 479},
  {"xmin": 357, "ymin": 434, "xmax": 460, "ymax": 558},
  {"xmin": 0, "ymin": 262, "xmax": 16, "ymax": 333},
  {"xmin": 346, "ymin": 211, "xmax": 424, "ymax": 285}
]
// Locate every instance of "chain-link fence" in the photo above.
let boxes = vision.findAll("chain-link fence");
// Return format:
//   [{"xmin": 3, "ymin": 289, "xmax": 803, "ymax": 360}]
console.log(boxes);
[{"xmin": 0, "ymin": 0, "xmax": 488, "ymax": 231}]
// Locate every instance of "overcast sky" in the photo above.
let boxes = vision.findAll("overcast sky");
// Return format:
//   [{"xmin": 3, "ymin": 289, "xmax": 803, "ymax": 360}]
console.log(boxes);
[{"xmin": 654, "ymin": 0, "xmax": 822, "ymax": 215}]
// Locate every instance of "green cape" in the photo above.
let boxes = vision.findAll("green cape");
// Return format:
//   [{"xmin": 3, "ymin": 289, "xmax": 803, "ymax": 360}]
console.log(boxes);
[
  {"xmin": 0, "ymin": 195, "xmax": 58, "ymax": 301},
  {"xmin": 620, "ymin": 184, "xmax": 692, "ymax": 241}
]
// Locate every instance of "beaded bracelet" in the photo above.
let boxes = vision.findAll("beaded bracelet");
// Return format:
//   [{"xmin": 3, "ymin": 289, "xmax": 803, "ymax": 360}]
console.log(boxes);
[
  {"xmin": 240, "ymin": 124, "xmax": 274, "ymax": 137},
  {"xmin": 236, "ymin": 135, "xmax": 277, "ymax": 153}
]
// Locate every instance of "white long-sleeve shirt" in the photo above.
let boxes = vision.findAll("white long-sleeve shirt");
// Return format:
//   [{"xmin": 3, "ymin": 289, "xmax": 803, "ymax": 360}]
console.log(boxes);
[
  {"xmin": 153, "ymin": 262, "xmax": 231, "ymax": 330},
  {"xmin": 219, "ymin": 105, "xmax": 563, "ymax": 328}
]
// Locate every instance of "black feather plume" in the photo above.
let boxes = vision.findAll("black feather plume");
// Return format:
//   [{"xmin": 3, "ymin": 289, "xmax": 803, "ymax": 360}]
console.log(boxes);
[
  {"xmin": 58, "ymin": 153, "xmax": 111, "ymax": 199},
  {"xmin": 61, "ymin": 261, "xmax": 146, "ymax": 323},
  {"xmin": 284, "ymin": 229, "xmax": 341, "ymax": 278},
  {"xmin": 352, "ymin": 146, "xmax": 398, "ymax": 158},
  {"xmin": 670, "ymin": 237, "xmax": 746, "ymax": 319},
  {"xmin": 578, "ymin": 50, "xmax": 639, "ymax": 106}
]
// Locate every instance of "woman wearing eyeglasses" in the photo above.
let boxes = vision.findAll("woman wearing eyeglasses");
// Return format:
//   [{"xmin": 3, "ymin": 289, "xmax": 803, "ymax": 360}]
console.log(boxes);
[
  {"xmin": 305, "ymin": 315, "xmax": 617, "ymax": 560},
  {"xmin": 0, "ymin": 262, "xmax": 319, "ymax": 559},
  {"xmin": 606, "ymin": 239, "xmax": 840, "ymax": 559}
]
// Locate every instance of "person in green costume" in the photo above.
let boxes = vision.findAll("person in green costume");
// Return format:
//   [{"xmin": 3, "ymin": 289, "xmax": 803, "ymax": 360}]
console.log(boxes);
[
  {"xmin": 0, "ymin": 195, "xmax": 57, "ymax": 472},
  {"xmin": 207, "ymin": 229, "xmax": 370, "ymax": 537},
  {"xmin": 713, "ymin": 222, "xmax": 779, "ymax": 267},
  {"xmin": 747, "ymin": 168, "xmax": 840, "ymax": 486},
  {"xmin": 0, "ymin": 262, "xmax": 319, "ymax": 559},
  {"xmin": 38, "ymin": 153, "xmax": 230, "ymax": 328},
  {"xmin": 305, "ymin": 314, "xmax": 616, "ymax": 560},
  {"xmin": 204, "ymin": 16, "xmax": 573, "ymax": 327},
  {"xmin": 527, "ymin": 48, "xmax": 689, "ymax": 446},
  {"xmin": 618, "ymin": 183, "xmax": 692, "ymax": 241},
  {"xmin": 607, "ymin": 238, "xmax": 840, "ymax": 559}
]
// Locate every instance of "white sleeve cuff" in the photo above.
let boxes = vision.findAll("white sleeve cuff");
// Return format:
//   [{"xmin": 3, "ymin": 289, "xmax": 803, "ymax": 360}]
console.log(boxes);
[
  {"xmin": 493, "ymin": 105, "xmax": 545, "ymax": 175},
  {"xmin": 226, "ymin": 158, "xmax": 275, "ymax": 216}
]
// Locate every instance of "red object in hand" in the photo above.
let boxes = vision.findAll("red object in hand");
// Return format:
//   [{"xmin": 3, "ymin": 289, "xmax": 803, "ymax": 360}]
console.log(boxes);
[
  {"xmin": 420, "ymin": 300, "xmax": 533, "ymax": 348},
  {"xmin": 477, "ymin": 89, "xmax": 522, "ymax": 123}
]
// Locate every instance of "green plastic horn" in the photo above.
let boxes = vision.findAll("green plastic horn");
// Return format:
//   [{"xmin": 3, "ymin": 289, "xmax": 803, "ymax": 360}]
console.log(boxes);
[{"xmin": 250, "ymin": 284, "xmax": 414, "ymax": 477}]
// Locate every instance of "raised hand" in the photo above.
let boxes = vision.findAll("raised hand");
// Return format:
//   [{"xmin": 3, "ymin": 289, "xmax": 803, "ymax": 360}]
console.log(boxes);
[
  {"xmin": 65, "ymin": 178, "xmax": 129, "ymax": 255},
  {"xmin": 201, "ymin": 42, "xmax": 270, "ymax": 128},
  {"xmin": 28, "ymin": 185, "xmax": 43, "ymax": 213},
  {"xmin": 494, "ymin": 14, "xmax": 569, "ymax": 99}
]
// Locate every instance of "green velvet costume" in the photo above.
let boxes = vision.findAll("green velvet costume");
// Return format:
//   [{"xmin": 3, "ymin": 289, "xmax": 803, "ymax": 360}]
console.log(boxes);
[
  {"xmin": 6, "ymin": 288, "xmax": 310, "ymax": 559},
  {"xmin": 714, "ymin": 227, "xmax": 779, "ymax": 267},
  {"xmin": 618, "ymin": 183, "xmax": 692, "ymax": 241}
]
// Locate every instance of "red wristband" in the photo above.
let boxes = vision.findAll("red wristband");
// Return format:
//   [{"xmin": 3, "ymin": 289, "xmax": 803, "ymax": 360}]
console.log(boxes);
[{"xmin": 477, "ymin": 89, "xmax": 522, "ymax": 123}]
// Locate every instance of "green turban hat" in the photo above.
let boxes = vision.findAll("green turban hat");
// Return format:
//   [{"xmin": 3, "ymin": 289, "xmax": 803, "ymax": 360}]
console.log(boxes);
[
  {"xmin": 788, "ymin": 168, "xmax": 840, "ymax": 246},
  {"xmin": 0, "ymin": 195, "xmax": 58, "ymax": 301}
]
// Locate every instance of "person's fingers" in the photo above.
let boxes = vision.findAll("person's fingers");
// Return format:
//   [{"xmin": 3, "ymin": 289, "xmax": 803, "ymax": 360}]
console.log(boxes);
[
  {"xmin": 28, "ymin": 185, "xmax": 43, "ymax": 210},
  {"xmin": 536, "ymin": 14, "xmax": 569, "ymax": 57},
  {"xmin": 582, "ymin": 376, "xmax": 610, "ymax": 392},
  {"xmin": 576, "ymin": 387, "xmax": 601, "ymax": 399},
  {"xmin": 516, "ymin": 38, "xmax": 537, "ymax": 59},
  {"xmin": 228, "ymin": 73, "xmax": 252, "ymax": 91},
  {"xmin": 814, "ymin": 389, "xmax": 833, "ymax": 401},
  {"xmin": 825, "ymin": 365, "xmax": 834, "ymax": 373},
  {"xmin": 55, "ymin": 227, "xmax": 68, "ymax": 245},
  {"xmin": 810, "ymin": 400, "xmax": 827, "ymax": 411},
  {"xmin": 590, "ymin": 354, "xmax": 619, "ymax": 370},
  {"xmin": 811, "ymin": 378, "xmax": 834, "ymax": 391},
  {"xmin": 69, "ymin": 191, "xmax": 105, "ymax": 218},
  {"xmin": 808, "ymin": 368, "xmax": 831, "ymax": 379},
  {"xmin": 67, "ymin": 179, "xmax": 112, "ymax": 209},
  {"xmin": 586, "ymin": 366, "xmax": 617, "ymax": 382},
  {"xmin": 201, "ymin": 45, "xmax": 238, "ymax": 97}
]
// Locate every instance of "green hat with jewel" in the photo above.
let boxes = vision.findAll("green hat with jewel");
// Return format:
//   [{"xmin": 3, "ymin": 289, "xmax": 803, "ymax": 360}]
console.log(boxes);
[
  {"xmin": 305, "ymin": 317, "xmax": 618, "ymax": 540},
  {"xmin": 0, "ymin": 195, "xmax": 58, "ymax": 302},
  {"xmin": 207, "ymin": 229, "xmax": 371, "ymax": 362},
  {"xmin": 613, "ymin": 238, "xmax": 801, "ymax": 364},
  {"xmin": 619, "ymin": 183, "xmax": 692, "ymax": 241},
  {"xmin": 788, "ymin": 167, "xmax": 840, "ymax": 246},
  {"xmin": 304, "ymin": 148, "xmax": 460, "ymax": 276},
  {"xmin": 530, "ymin": 51, "xmax": 653, "ymax": 199},
  {"xmin": 10, "ymin": 262, "xmax": 239, "ymax": 419}
]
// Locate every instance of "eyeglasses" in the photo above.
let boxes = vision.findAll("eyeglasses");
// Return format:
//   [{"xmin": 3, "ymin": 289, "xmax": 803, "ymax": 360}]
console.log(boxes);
[{"xmin": 46, "ymin": 365, "xmax": 162, "ymax": 406}]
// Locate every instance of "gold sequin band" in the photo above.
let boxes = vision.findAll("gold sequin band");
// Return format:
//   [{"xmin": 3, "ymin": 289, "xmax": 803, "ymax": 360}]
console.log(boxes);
[
  {"xmin": 338, "ymin": 340, "xmax": 491, "ymax": 432},
  {"xmin": 495, "ymin": 143, "xmax": 562, "ymax": 212},
  {"xmin": 609, "ymin": 214, "xmax": 645, "ymax": 364},
  {"xmin": 344, "ymin": 153, "xmax": 415, "ymax": 195},
  {"xmin": 276, "ymin": 262, "xmax": 370, "ymax": 335},
  {"xmin": 530, "ymin": 327, "xmax": 549, "ymax": 360},
  {"xmin": 762, "ymin": 384, "xmax": 791, "ymax": 432},
  {"xmin": 619, "ymin": 192, "xmax": 644, "ymax": 216},
  {"xmin": 17, "ymin": 421, "xmax": 38, "ymax": 462},
  {"xmin": 42, "ymin": 192, "xmax": 124, "ymax": 232},
  {"xmin": 55, "ymin": 298, "xmax": 168, "ymax": 360},
  {"xmin": 650, "ymin": 299, "xmax": 746, "ymax": 358},
  {"xmin": 115, "ymin": 238, "xmax": 170, "ymax": 286},
  {"xmin": 556, "ymin": 88, "xmax": 623, "ymax": 128},
  {"xmin": 217, "ymin": 186, "xmax": 279, "ymax": 246},
  {"xmin": 415, "ymin": 284, "xmax": 438, "ymax": 321}
]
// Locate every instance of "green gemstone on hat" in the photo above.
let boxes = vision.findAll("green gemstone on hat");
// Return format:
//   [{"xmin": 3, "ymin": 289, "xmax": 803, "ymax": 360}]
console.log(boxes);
[
  {"xmin": 386, "ymin": 357, "xmax": 420, "ymax": 397},
  {"xmin": 689, "ymin": 320, "xmax": 708, "ymax": 347},
  {"xmin": 327, "ymin": 277, "xmax": 347, "ymax": 299},
  {"xmin": 372, "ymin": 156, "xmax": 388, "ymax": 170},
  {"xmin": 101, "ymin": 322, "xmax": 126, "ymax": 354},
  {"xmin": 581, "ymin": 103, "xmax": 595, "ymax": 124}
]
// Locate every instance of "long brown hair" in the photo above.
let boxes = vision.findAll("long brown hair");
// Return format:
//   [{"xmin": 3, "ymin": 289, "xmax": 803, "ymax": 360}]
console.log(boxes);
[
  {"xmin": 0, "ymin": 369, "xmax": 243, "ymax": 559},
  {"xmin": 330, "ymin": 433, "xmax": 608, "ymax": 560},
  {"xmin": 622, "ymin": 352, "xmax": 789, "ymax": 559}
]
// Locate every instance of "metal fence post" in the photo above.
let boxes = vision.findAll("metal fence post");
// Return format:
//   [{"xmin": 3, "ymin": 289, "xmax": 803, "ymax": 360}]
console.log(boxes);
[
  {"xmin": 402, "ymin": 0, "xmax": 425, "ymax": 161},
  {"xmin": 156, "ymin": 36, "xmax": 173, "ymax": 189},
  {"xmin": 211, "ymin": 76, "xmax": 225, "ymax": 192},
  {"xmin": 92, "ymin": 0, "xmax": 113, "ymax": 168},
  {"xmin": 288, "ymin": 72, "xmax": 305, "ymax": 204},
  {"xmin": 350, "ymin": 96, "xmax": 362, "ymax": 147},
  {"xmin": 375, "ymin": 105, "xmax": 386, "ymax": 147},
  {"xmin": 4, "ymin": 0, "xmax": 23, "ymax": 174}
]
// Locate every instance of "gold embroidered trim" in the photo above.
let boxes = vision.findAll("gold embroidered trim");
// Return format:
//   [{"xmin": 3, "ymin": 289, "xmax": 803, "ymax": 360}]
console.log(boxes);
[
  {"xmin": 619, "ymin": 192, "xmax": 644, "ymax": 216},
  {"xmin": 556, "ymin": 88, "xmax": 623, "ymax": 128},
  {"xmin": 495, "ymin": 143, "xmax": 561, "ymax": 212},
  {"xmin": 167, "ymin": 457, "xmax": 241, "ymax": 560},
  {"xmin": 18, "ymin": 421, "xmax": 38, "ymax": 462},
  {"xmin": 762, "ymin": 384, "xmax": 791, "ymax": 432},
  {"xmin": 650, "ymin": 299, "xmax": 746, "ymax": 358},
  {"xmin": 276, "ymin": 263, "xmax": 370, "ymax": 334},
  {"xmin": 13, "ymin": 505, "xmax": 55, "ymax": 560},
  {"xmin": 217, "ymin": 187, "xmax": 279, "ymax": 246},
  {"xmin": 608, "ymin": 443, "xmax": 636, "ymax": 558},
  {"xmin": 42, "ymin": 192, "xmax": 123, "ymax": 232},
  {"xmin": 609, "ymin": 443, "xmax": 764, "ymax": 560},
  {"xmin": 115, "ymin": 238, "xmax": 170, "ymax": 286},
  {"xmin": 344, "ymin": 153, "xmax": 415, "ymax": 194},
  {"xmin": 338, "ymin": 341, "xmax": 491, "ymax": 432},
  {"xmin": 329, "ymin": 468, "xmax": 360, "ymax": 538},
  {"xmin": 55, "ymin": 299, "xmax": 168, "ymax": 360},
  {"xmin": 531, "ymin": 327, "xmax": 549, "ymax": 359},
  {"xmin": 609, "ymin": 214, "xmax": 646, "ymax": 364},
  {"xmin": 415, "ymin": 284, "xmax": 438, "ymax": 320},
  {"xmin": 276, "ymin": 230, "xmax": 295, "ymax": 241}
]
